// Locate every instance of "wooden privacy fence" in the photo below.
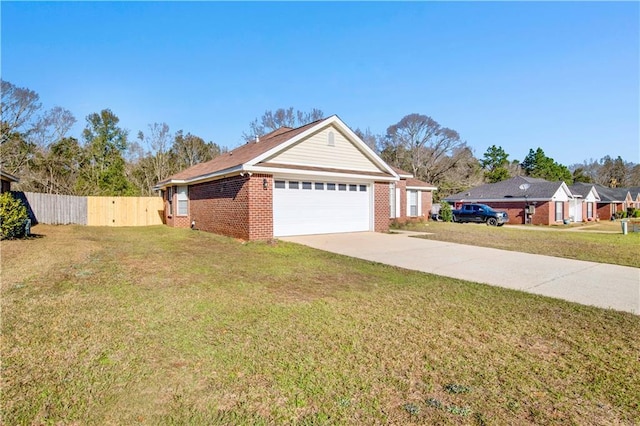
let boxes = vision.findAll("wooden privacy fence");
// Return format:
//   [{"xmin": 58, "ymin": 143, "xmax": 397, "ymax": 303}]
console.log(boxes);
[
  {"xmin": 14, "ymin": 192, "xmax": 164, "ymax": 227},
  {"xmin": 87, "ymin": 196, "xmax": 164, "ymax": 226}
]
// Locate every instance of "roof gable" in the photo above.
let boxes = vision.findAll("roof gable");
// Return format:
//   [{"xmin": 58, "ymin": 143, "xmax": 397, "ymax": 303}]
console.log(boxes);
[
  {"xmin": 259, "ymin": 124, "xmax": 383, "ymax": 173},
  {"xmin": 159, "ymin": 115, "xmax": 397, "ymax": 187},
  {"xmin": 569, "ymin": 183, "xmax": 601, "ymax": 201}
]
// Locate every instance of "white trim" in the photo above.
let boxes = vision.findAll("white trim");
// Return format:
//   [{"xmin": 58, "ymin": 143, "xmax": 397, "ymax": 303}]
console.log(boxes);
[
  {"xmin": 0, "ymin": 171, "xmax": 19, "ymax": 183},
  {"xmin": 250, "ymin": 165, "xmax": 397, "ymax": 182},
  {"xmin": 407, "ymin": 185, "xmax": 437, "ymax": 191}
]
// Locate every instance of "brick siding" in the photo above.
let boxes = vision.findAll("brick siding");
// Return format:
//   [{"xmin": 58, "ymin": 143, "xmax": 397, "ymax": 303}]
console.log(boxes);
[
  {"xmin": 247, "ymin": 174, "xmax": 273, "ymax": 240},
  {"xmin": 374, "ymin": 182, "xmax": 390, "ymax": 232}
]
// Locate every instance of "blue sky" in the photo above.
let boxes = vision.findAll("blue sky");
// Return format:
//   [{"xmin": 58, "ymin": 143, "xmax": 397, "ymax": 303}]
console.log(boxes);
[{"xmin": 2, "ymin": 1, "xmax": 638, "ymax": 166}]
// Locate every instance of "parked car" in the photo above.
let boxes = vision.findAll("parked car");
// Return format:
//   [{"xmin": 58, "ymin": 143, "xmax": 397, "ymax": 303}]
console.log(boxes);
[{"xmin": 452, "ymin": 203, "xmax": 508, "ymax": 226}]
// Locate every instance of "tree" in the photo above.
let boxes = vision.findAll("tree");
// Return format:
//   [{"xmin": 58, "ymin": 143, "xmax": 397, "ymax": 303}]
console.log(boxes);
[
  {"xmin": 76, "ymin": 109, "xmax": 134, "ymax": 196},
  {"xmin": 171, "ymin": 131, "xmax": 224, "ymax": 170},
  {"xmin": 571, "ymin": 167, "xmax": 592, "ymax": 183},
  {"xmin": 598, "ymin": 155, "xmax": 628, "ymax": 187},
  {"xmin": 353, "ymin": 127, "xmax": 380, "ymax": 152},
  {"xmin": 242, "ymin": 107, "xmax": 324, "ymax": 140},
  {"xmin": 130, "ymin": 123, "xmax": 174, "ymax": 195},
  {"xmin": 381, "ymin": 113, "xmax": 472, "ymax": 186},
  {"xmin": 25, "ymin": 137, "xmax": 83, "ymax": 194},
  {"xmin": 521, "ymin": 148, "xmax": 572, "ymax": 183},
  {"xmin": 481, "ymin": 145, "xmax": 511, "ymax": 183},
  {"xmin": 1, "ymin": 80, "xmax": 42, "ymax": 144}
]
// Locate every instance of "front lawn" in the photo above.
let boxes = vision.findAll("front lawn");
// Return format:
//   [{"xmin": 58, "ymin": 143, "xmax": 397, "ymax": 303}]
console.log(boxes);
[
  {"xmin": 403, "ymin": 221, "xmax": 640, "ymax": 268},
  {"xmin": 2, "ymin": 225, "xmax": 638, "ymax": 424}
]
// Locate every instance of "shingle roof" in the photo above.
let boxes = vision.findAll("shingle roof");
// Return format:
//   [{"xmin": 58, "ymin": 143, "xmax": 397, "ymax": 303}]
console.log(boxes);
[
  {"xmin": 159, "ymin": 120, "xmax": 322, "ymax": 185},
  {"xmin": 592, "ymin": 184, "xmax": 630, "ymax": 203},
  {"xmin": 568, "ymin": 182, "xmax": 596, "ymax": 198},
  {"xmin": 626, "ymin": 187, "xmax": 640, "ymax": 198},
  {"xmin": 405, "ymin": 178, "xmax": 436, "ymax": 188},
  {"xmin": 390, "ymin": 166, "xmax": 413, "ymax": 178},
  {"xmin": 445, "ymin": 176, "xmax": 566, "ymax": 202}
]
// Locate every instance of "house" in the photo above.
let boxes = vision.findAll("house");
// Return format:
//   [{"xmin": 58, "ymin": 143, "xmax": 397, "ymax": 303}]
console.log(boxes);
[
  {"xmin": 595, "ymin": 185, "xmax": 634, "ymax": 220},
  {"xmin": 444, "ymin": 176, "xmax": 573, "ymax": 225},
  {"xmin": 567, "ymin": 182, "xmax": 601, "ymax": 222},
  {"xmin": 627, "ymin": 187, "xmax": 640, "ymax": 210},
  {"xmin": 592, "ymin": 185, "xmax": 632, "ymax": 220},
  {"xmin": 1, "ymin": 170, "xmax": 19, "ymax": 193},
  {"xmin": 156, "ymin": 115, "xmax": 436, "ymax": 240}
]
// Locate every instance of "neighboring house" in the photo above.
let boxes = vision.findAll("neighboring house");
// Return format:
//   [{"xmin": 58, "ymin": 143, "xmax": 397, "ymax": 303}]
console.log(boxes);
[
  {"xmin": 568, "ymin": 183, "xmax": 601, "ymax": 222},
  {"xmin": 627, "ymin": 187, "xmax": 640, "ymax": 210},
  {"xmin": 444, "ymin": 176, "xmax": 573, "ymax": 225},
  {"xmin": 156, "ymin": 115, "xmax": 436, "ymax": 240},
  {"xmin": 389, "ymin": 166, "xmax": 437, "ymax": 223},
  {"xmin": 593, "ymin": 185, "xmax": 632, "ymax": 220},
  {"xmin": 1, "ymin": 170, "xmax": 19, "ymax": 193}
]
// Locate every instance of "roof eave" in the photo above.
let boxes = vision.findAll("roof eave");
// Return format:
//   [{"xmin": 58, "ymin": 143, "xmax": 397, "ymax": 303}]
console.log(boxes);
[
  {"xmin": 156, "ymin": 165, "xmax": 245, "ymax": 188},
  {"xmin": 247, "ymin": 165, "xmax": 398, "ymax": 182},
  {"xmin": 406, "ymin": 185, "xmax": 438, "ymax": 191},
  {"xmin": 0, "ymin": 171, "xmax": 19, "ymax": 183}
]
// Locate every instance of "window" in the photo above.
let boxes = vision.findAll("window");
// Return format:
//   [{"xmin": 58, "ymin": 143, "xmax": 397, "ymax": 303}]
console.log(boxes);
[
  {"xmin": 587, "ymin": 202, "xmax": 593, "ymax": 218},
  {"xmin": 328, "ymin": 131, "xmax": 335, "ymax": 146},
  {"xmin": 315, "ymin": 182, "xmax": 324, "ymax": 190},
  {"xmin": 555, "ymin": 201, "xmax": 564, "ymax": 222},
  {"xmin": 177, "ymin": 186, "xmax": 188, "ymax": 216},
  {"xmin": 327, "ymin": 183, "xmax": 336, "ymax": 190},
  {"xmin": 302, "ymin": 182, "xmax": 312, "ymax": 190},
  {"xmin": 275, "ymin": 180, "xmax": 286, "ymax": 189},
  {"xmin": 289, "ymin": 181, "xmax": 299, "ymax": 189},
  {"xmin": 349, "ymin": 184, "xmax": 357, "ymax": 192},
  {"xmin": 359, "ymin": 185, "xmax": 367, "ymax": 192},
  {"xmin": 408, "ymin": 190, "xmax": 418, "ymax": 217},
  {"xmin": 389, "ymin": 183, "xmax": 396, "ymax": 218},
  {"xmin": 338, "ymin": 184, "xmax": 347, "ymax": 191}
]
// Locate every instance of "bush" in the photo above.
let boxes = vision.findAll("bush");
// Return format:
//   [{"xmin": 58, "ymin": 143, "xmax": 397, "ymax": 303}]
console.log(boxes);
[
  {"xmin": 632, "ymin": 209, "xmax": 640, "ymax": 218},
  {"xmin": 440, "ymin": 201, "xmax": 453, "ymax": 222},
  {"xmin": 0, "ymin": 192, "xmax": 28, "ymax": 239}
]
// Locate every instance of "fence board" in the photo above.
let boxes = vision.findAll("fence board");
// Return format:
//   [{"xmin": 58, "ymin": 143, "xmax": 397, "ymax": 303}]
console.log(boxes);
[
  {"xmin": 15, "ymin": 192, "xmax": 87, "ymax": 225},
  {"xmin": 87, "ymin": 196, "xmax": 164, "ymax": 226},
  {"xmin": 10, "ymin": 192, "xmax": 164, "ymax": 227}
]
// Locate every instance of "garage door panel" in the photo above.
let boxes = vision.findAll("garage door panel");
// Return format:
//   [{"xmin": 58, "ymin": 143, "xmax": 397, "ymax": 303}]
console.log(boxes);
[{"xmin": 273, "ymin": 180, "xmax": 371, "ymax": 237}]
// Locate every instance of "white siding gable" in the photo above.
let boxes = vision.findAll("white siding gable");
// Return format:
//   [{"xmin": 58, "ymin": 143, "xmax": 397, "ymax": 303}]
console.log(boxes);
[
  {"xmin": 585, "ymin": 188, "xmax": 599, "ymax": 202},
  {"xmin": 552, "ymin": 186, "xmax": 570, "ymax": 202},
  {"xmin": 264, "ymin": 125, "xmax": 383, "ymax": 173}
]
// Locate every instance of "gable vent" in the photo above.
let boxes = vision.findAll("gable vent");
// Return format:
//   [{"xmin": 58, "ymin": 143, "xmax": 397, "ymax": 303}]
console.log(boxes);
[{"xmin": 327, "ymin": 131, "xmax": 335, "ymax": 147}]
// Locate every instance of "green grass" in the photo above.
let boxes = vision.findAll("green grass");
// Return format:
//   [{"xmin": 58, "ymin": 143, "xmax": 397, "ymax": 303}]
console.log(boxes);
[
  {"xmin": 402, "ymin": 221, "xmax": 640, "ymax": 268},
  {"xmin": 2, "ymin": 225, "xmax": 639, "ymax": 424}
]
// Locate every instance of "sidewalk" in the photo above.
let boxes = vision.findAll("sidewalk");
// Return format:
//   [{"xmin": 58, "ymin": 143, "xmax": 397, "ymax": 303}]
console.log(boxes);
[{"xmin": 282, "ymin": 232, "xmax": 640, "ymax": 315}]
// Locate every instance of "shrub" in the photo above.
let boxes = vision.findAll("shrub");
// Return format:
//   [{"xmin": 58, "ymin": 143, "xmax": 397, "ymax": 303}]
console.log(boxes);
[
  {"xmin": 0, "ymin": 192, "xmax": 28, "ymax": 239},
  {"xmin": 633, "ymin": 209, "xmax": 640, "ymax": 218},
  {"xmin": 440, "ymin": 201, "xmax": 453, "ymax": 222}
]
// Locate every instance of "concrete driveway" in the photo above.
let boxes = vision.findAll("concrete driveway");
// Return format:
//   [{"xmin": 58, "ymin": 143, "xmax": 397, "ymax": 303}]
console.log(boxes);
[{"xmin": 282, "ymin": 231, "xmax": 640, "ymax": 315}]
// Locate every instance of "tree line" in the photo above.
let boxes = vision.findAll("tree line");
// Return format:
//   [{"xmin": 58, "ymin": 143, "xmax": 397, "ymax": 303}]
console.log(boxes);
[
  {"xmin": 1, "ymin": 80, "xmax": 638, "ymax": 198},
  {"xmin": 1, "ymin": 80, "xmax": 225, "ymax": 196}
]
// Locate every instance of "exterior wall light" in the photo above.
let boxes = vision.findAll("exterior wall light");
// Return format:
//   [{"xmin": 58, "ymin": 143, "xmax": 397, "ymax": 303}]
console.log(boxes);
[{"xmin": 263, "ymin": 178, "xmax": 268, "ymax": 190}]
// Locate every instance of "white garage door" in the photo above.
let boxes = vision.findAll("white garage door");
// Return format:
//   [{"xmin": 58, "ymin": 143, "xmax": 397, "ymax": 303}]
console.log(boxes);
[{"xmin": 273, "ymin": 179, "xmax": 371, "ymax": 237}]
